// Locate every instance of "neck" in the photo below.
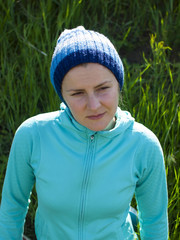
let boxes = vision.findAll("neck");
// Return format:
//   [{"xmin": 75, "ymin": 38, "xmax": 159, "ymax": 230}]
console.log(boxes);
[{"xmin": 104, "ymin": 117, "xmax": 116, "ymax": 131}]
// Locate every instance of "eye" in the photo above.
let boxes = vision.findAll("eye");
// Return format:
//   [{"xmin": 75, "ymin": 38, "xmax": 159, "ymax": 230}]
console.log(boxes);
[
  {"xmin": 71, "ymin": 91, "xmax": 84, "ymax": 96},
  {"xmin": 98, "ymin": 86, "xmax": 110, "ymax": 91}
]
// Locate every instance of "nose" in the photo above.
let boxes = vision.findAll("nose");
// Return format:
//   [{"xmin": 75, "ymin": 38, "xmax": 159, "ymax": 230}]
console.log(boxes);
[{"xmin": 87, "ymin": 94, "xmax": 101, "ymax": 110}]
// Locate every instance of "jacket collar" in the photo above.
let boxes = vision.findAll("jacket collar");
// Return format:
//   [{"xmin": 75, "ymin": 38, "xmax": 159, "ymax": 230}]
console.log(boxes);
[{"xmin": 59, "ymin": 103, "xmax": 135, "ymax": 138}]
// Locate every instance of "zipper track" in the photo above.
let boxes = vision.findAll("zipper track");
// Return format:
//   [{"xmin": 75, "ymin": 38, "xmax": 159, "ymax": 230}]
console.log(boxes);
[{"xmin": 78, "ymin": 135, "xmax": 95, "ymax": 240}]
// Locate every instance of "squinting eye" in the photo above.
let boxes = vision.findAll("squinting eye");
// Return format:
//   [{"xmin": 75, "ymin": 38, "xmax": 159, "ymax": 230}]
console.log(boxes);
[
  {"xmin": 71, "ymin": 92, "xmax": 84, "ymax": 96},
  {"xmin": 99, "ymin": 86, "xmax": 110, "ymax": 91}
]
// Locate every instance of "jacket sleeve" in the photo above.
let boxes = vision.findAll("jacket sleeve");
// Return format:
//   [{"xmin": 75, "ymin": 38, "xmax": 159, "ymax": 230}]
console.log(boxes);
[
  {"xmin": 0, "ymin": 120, "xmax": 37, "ymax": 239},
  {"xmin": 134, "ymin": 130, "xmax": 168, "ymax": 240}
]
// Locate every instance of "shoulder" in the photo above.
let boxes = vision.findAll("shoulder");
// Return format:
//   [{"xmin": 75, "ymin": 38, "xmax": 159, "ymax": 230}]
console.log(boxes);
[
  {"xmin": 127, "ymin": 121, "xmax": 164, "ymax": 169},
  {"xmin": 131, "ymin": 121, "xmax": 162, "ymax": 149},
  {"xmin": 18, "ymin": 111, "xmax": 60, "ymax": 129},
  {"xmin": 14, "ymin": 111, "xmax": 61, "ymax": 140},
  {"xmin": 131, "ymin": 122, "xmax": 164, "ymax": 170}
]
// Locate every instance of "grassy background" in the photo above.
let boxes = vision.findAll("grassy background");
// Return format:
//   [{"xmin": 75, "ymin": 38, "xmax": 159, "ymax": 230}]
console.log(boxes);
[{"xmin": 0, "ymin": 0, "xmax": 179, "ymax": 239}]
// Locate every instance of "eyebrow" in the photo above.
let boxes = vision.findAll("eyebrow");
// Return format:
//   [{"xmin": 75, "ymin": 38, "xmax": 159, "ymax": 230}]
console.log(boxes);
[{"xmin": 65, "ymin": 80, "xmax": 112, "ymax": 92}]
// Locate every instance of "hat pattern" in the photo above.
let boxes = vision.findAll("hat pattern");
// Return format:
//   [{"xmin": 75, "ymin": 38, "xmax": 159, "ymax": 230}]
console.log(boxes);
[{"xmin": 50, "ymin": 26, "xmax": 124, "ymax": 101}]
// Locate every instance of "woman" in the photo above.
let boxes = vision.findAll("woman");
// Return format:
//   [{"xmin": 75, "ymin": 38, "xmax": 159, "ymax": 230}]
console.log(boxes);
[{"xmin": 0, "ymin": 26, "xmax": 168, "ymax": 239}]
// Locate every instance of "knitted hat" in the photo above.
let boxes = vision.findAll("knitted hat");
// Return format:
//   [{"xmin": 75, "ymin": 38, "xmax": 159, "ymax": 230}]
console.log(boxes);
[{"xmin": 50, "ymin": 26, "xmax": 124, "ymax": 101}]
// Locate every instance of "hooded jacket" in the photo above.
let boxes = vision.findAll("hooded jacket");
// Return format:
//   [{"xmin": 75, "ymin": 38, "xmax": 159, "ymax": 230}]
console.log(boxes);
[{"xmin": 0, "ymin": 104, "xmax": 168, "ymax": 240}]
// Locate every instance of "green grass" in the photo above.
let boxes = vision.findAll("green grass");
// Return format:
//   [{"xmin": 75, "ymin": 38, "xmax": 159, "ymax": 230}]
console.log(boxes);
[{"xmin": 0, "ymin": 0, "xmax": 179, "ymax": 239}]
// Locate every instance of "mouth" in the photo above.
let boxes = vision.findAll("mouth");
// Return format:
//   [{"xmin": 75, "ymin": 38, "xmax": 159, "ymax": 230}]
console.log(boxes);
[{"xmin": 86, "ymin": 112, "xmax": 106, "ymax": 120}]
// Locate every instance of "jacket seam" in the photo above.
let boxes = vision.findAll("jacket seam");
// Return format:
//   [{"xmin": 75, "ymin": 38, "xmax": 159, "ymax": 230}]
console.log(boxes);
[{"xmin": 32, "ymin": 119, "xmax": 42, "ymax": 177}]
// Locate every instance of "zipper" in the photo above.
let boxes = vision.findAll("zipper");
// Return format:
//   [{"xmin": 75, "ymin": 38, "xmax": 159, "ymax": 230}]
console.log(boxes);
[{"xmin": 78, "ymin": 134, "xmax": 95, "ymax": 240}]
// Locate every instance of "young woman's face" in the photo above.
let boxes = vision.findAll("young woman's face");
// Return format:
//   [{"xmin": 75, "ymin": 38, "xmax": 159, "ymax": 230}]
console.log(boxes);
[{"xmin": 62, "ymin": 63, "xmax": 119, "ymax": 131}]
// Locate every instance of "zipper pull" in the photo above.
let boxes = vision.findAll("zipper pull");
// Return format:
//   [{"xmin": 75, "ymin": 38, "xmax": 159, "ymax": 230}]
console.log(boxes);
[{"xmin": 90, "ymin": 135, "xmax": 94, "ymax": 141}]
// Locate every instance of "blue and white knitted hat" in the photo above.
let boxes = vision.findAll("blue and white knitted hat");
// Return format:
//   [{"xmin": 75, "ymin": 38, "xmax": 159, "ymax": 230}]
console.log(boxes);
[{"xmin": 50, "ymin": 26, "xmax": 124, "ymax": 101}]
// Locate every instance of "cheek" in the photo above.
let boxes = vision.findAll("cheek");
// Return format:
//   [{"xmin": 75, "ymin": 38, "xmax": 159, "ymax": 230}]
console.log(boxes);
[
  {"xmin": 102, "ymin": 89, "xmax": 119, "ymax": 106},
  {"xmin": 67, "ymin": 100, "xmax": 84, "ymax": 117},
  {"xmin": 113, "ymin": 88, "xmax": 120, "ymax": 103}
]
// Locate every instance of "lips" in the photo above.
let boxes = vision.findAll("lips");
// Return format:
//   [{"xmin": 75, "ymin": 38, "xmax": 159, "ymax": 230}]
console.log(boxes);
[{"xmin": 86, "ymin": 112, "xmax": 106, "ymax": 120}]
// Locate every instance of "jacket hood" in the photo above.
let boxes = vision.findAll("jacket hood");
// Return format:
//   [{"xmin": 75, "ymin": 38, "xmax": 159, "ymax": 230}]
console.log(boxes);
[{"xmin": 59, "ymin": 103, "xmax": 135, "ymax": 138}]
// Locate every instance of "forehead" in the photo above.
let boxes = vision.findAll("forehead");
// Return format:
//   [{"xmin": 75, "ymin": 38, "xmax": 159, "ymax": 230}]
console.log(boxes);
[{"xmin": 62, "ymin": 63, "xmax": 118, "ymax": 88}]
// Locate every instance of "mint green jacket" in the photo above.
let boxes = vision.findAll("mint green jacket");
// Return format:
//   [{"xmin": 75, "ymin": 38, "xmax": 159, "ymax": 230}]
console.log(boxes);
[{"xmin": 0, "ymin": 105, "xmax": 168, "ymax": 239}]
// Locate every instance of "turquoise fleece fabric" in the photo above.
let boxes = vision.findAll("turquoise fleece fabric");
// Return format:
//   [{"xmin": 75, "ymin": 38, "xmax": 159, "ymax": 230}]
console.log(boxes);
[{"xmin": 0, "ymin": 105, "xmax": 168, "ymax": 239}]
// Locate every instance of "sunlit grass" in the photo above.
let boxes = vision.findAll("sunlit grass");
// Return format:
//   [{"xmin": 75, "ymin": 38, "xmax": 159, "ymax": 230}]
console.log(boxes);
[{"xmin": 0, "ymin": 0, "xmax": 179, "ymax": 239}]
